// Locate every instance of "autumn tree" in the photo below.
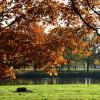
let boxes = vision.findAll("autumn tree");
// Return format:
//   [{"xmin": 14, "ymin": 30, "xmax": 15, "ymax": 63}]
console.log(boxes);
[{"xmin": 0, "ymin": 0, "xmax": 99, "ymax": 79}]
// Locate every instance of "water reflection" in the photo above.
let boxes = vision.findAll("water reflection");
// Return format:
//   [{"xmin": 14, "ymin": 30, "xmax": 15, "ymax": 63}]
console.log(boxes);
[{"xmin": 0, "ymin": 77, "xmax": 100, "ymax": 85}]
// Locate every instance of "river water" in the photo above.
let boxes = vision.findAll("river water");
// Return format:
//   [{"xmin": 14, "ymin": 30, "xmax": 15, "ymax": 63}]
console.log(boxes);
[{"xmin": 0, "ymin": 77, "xmax": 100, "ymax": 85}]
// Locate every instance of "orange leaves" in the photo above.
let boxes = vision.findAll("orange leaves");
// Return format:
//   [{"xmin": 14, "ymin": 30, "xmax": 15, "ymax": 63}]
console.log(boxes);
[
  {"xmin": 92, "ymin": 0, "xmax": 100, "ymax": 6},
  {"xmin": 43, "ymin": 47, "xmax": 66, "ymax": 76},
  {"xmin": 81, "ymin": 41, "xmax": 89, "ymax": 48},
  {"xmin": 0, "ymin": 4, "xmax": 4, "ymax": 13},
  {"xmin": 47, "ymin": 52, "xmax": 66, "ymax": 67},
  {"xmin": 0, "ymin": 65, "xmax": 16, "ymax": 80},
  {"xmin": 30, "ymin": 31, "xmax": 66, "ymax": 76},
  {"xmin": 72, "ymin": 50, "xmax": 79, "ymax": 54},
  {"xmin": 72, "ymin": 50, "xmax": 91, "ymax": 57},
  {"xmin": 71, "ymin": 40, "xmax": 91, "ymax": 58},
  {"xmin": 5, "ymin": 66, "xmax": 16, "ymax": 80},
  {"xmin": 32, "ymin": 24, "xmax": 43, "ymax": 34},
  {"xmin": 93, "ymin": 36, "xmax": 100, "ymax": 43},
  {"xmin": 0, "ymin": 0, "xmax": 99, "ymax": 79},
  {"xmin": 44, "ymin": 52, "xmax": 66, "ymax": 76},
  {"xmin": 83, "ymin": 51, "xmax": 91, "ymax": 57},
  {"xmin": 48, "ymin": 69, "xmax": 58, "ymax": 76}
]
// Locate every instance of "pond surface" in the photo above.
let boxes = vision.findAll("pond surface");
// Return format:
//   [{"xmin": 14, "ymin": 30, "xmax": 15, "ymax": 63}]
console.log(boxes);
[{"xmin": 0, "ymin": 77, "xmax": 100, "ymax": 85}]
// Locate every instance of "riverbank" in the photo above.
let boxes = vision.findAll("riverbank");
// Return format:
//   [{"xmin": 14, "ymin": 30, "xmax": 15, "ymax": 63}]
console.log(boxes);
[
  {"xmin": 16, "ymin": 70, "xmax": 100, "ymax": 78},
  {"xmin": 0, "ymin": 84, "xmax": 100, "ymax": 100}
]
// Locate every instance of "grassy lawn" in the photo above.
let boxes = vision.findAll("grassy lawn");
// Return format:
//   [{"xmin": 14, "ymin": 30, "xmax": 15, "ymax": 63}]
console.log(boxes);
[{"xmin": 0, "ymin": 84, "xmax": 100, "ymax": 100}]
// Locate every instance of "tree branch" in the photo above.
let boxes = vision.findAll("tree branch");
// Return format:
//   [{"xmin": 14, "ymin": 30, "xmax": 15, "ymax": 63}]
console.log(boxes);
[
  {"xmin": 70, "ymin": 0, "xmax": 100, "ymax": 36},
  {"xmin": 0, "ymin": 59, "xmax": 27, "ymax": 68},
  {"xmin": 0, "ymin": 14, "xmax": 26, "ymax": 32},
  {"xmin": 86, "ymin": 0, "xmax": 100, "ymax": 16}
]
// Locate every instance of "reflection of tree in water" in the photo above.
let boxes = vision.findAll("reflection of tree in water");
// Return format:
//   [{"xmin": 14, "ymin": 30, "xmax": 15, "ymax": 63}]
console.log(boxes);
[
  {"xmin": 47, "ymin": 77, "xmax": 59, "ymax": 84},
  {"xmin": 1, "ymin": 77, "xmax": 100, "ymax": 85}
]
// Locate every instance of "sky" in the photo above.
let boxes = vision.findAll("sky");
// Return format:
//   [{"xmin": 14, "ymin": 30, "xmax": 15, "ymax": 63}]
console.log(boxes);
[{"xmin": 56, "ymin": 0, "xmax": 68, "ymax": 5}]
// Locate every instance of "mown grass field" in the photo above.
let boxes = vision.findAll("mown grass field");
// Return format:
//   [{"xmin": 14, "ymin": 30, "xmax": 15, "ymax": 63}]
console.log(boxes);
[{"xmin": 0, "ymin": 84, "xmax": 100, "ymax": 100}]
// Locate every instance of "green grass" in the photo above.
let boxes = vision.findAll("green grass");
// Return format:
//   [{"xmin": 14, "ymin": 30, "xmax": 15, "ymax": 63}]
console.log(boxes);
[{"xmin": 0, "ymin": 84, "xmax": 100, "ymax": 100}]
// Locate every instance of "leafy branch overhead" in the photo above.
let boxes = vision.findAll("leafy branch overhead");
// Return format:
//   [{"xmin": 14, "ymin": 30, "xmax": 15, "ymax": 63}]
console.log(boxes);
[{"xmin": 0, "ymin": 0, "xmax": 99, "ymax": 79}]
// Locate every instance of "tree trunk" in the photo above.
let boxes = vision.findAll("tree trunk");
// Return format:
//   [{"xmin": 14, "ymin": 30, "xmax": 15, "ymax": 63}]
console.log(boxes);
[
  {"xmin": 83, "ymin": 63, "xmax": 85, "ymax": 70},
  {"xmin": 68, "ymin": 65, "xmax": 70, "ymax": 71},
  {"xmin": 75, "ymin": 61, "xmax": 77, "ymax": 70},
  {"xmin": 33, "ymin": 65, "xmax": 37, "ymax": 71},
  {"xmin": 87, "ymin": 62, "xmax": 89, "ymax": 72},
  {"xmin": 75, "ymin": 65, "xmax": 77, "ymax": 70}
]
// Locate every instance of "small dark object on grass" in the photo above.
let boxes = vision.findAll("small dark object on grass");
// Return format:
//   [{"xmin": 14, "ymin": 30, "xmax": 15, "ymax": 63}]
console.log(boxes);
[
  {"xmin": 16, "ymin": 87, "xmax": 27, "ymax": 92},
  {"xmin": 15, "ymin": 87, "xmax": 32, "ymax": 93}
]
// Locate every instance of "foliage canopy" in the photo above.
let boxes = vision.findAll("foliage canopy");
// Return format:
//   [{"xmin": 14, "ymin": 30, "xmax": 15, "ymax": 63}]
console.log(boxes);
[{"xmin": 0, "ymin": 0, "xmax": 99, "ymax": 79}]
